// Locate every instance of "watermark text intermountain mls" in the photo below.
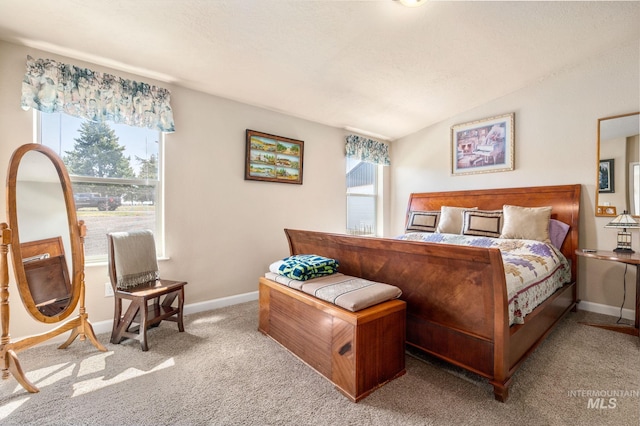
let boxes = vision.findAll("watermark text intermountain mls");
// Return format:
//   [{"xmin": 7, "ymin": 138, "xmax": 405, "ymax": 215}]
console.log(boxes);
[{"xmin": 567, "ymin": 389, "xmax": 640, "ymax": 409}]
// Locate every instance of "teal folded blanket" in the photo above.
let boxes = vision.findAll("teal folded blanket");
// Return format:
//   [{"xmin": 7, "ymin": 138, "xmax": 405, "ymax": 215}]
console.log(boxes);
[{"xmin": 272, "ymin": 254, "xmax": 339, "ymax": 281}]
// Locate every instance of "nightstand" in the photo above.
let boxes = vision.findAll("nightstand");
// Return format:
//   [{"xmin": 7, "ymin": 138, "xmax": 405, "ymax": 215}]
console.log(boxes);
[{"xmin": 575, "ymin": 249, "xmax": 640, "ymax": 338}]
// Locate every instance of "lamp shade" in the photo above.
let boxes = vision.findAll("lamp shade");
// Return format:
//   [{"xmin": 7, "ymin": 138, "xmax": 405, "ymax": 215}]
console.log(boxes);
[
  {"xmin": 605, "ymin": 210, "xmax": 639, "ymax": 252},
  {"xmin": 605, "ymin": 211, "xmax": 640, "ymax": 229}
]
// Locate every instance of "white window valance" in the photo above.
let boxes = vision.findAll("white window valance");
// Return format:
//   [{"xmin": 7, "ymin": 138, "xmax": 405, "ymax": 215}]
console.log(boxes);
[
  {"xmin": 21, "ymin": 56, "xmax": 175, "ymax": 133},
  {"xmin": 345, "ymin": 134, "xmax": 390, "ymax": 166}
]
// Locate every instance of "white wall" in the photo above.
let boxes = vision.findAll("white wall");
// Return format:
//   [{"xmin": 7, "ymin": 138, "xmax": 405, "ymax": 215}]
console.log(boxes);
[
  {"xmin": 391, "ymin": 40, "xmax": 640, "ymax": 312},
  {"xmin": 0, "ymin": 40, "xmax": 349, "ymax": 339}
]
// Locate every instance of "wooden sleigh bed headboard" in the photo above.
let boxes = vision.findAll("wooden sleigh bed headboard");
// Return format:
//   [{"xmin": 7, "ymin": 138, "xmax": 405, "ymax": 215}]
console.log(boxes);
[
  {"xmin": 406, "ymin": 184, "xmax": 581, "ymax": 281},
  {"xmin": 284, "ymin": 184, "xmax": 581, "ymax": 401}
]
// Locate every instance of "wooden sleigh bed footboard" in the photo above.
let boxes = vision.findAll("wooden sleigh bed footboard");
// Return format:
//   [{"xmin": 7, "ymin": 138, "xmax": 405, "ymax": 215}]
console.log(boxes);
[{"xmin": 284, "ymin": 184, "xmax": 581, "ymax": 402}]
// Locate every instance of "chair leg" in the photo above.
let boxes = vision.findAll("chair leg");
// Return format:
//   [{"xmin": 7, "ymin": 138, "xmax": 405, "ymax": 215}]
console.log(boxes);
[
  {"xmin": 112, "ymin": 299, "xmax": 141, "ymax": 345},
  {"xmin": 149, "ymin": 298, "xmax": 161, "ymax": 329},
  {"xmin": 111, "ymin": 297, "xmax": 123, "ymax": 344},
  {"xmin": 160, "ymin": 290, "xmax": 184, "ymax": 332},
  {"xmin": 140, "ymin": 298, "xmax": 149, "ymax": 352},
  {"xmin": 177, "ymin": 287, "xmax": 185, "ymax": 333},
  {"xmin": 161, "ymin": 292, "xmax": 178, "ymax": 306}
]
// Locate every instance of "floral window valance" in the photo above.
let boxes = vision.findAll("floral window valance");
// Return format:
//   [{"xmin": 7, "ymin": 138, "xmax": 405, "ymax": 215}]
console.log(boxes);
[
  {"xmin": 345, "ymin": 134, "xmax": 390, "ymax": 166},
  {"xmin": 21, "ymin": 56, "xmax": 175, "ymax": 133}
]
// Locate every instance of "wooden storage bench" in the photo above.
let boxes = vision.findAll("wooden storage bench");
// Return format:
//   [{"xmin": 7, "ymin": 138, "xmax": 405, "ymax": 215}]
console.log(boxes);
[{"xmin": 258, "ymin": 276, "xmax": 406, "ymax": 402}]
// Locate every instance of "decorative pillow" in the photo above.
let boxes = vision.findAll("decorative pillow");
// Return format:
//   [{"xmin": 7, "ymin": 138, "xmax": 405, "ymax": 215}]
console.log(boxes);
[
  {"xmin": 436, "ymin": 206, "xmax": 477, "ymax": 234},
  {"xmin": 462, "ymin": 209, "xmax": 503, "ymax": 238},
  {"xmin": 270, "ymin": 254, "xmax": 339, "ymax": 281},
  {"xmin": 499, "ymin": 205, "xmax": 552, "ymax": 242},
  {"xmin": 406, "ymin": 210, "xmax": 440, "ymax": 233},
  {"xmin": 549, "ymin": 218, "xmax": 570, "ymax": 249}
]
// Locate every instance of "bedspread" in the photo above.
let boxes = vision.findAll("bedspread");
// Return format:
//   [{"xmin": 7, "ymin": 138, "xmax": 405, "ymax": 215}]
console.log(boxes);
[{"xmin": 397, "ymin": 232, "xmax": 571, "ymax": 325}]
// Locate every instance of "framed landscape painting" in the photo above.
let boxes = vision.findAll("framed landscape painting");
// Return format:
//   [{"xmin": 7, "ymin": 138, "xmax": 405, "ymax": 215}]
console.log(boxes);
[
  {"xmin": 245, "ymin": 129, "xmax": 304, "ymax": 184},
  {"xmin": 451, "ymin": 113, "xmax": 515, "ymax": 176}
]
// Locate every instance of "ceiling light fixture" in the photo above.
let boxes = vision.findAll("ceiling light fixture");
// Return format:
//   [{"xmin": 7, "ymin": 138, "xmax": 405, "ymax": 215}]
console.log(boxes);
[{"xmin": 397, "ymin": 0, "xmax": 428, "ymax": 7}]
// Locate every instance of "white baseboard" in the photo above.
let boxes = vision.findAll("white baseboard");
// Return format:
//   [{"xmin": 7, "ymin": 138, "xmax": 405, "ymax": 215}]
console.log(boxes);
[
  {"xmin": 22, "ymin": 294, "xmax": 633, "ymax": 348},
  {"xmin": 31, "ymin": 291, "xmax": 259, "ymax": 347},
  {"xmin": 577, "ymin": 300, "xmax": 634, "ymax": 321},
  {"xmin": 89, "ymin": 290, "xmax": 259, "ymax": 336},
  {"xmin": 182, "ymin": 291, "xmax": 258, "ymax": 315}
]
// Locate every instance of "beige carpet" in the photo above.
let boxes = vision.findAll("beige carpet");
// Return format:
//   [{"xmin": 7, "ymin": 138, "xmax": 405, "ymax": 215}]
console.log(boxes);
[{"xmin": 0, "ymin": 302, "xmax": 638, "ymax": 425}]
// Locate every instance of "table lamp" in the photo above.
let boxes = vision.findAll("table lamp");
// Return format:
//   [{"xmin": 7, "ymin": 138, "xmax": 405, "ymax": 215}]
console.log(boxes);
[{"xmin": 605, "ymin": 210, "xmax": 640, "ymax": 253}]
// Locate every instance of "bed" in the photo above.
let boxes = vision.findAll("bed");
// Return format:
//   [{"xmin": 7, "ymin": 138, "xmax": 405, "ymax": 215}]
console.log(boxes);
[{"xmin": 283, "ymin": 184, "xmax": 580, "ymax": 401}]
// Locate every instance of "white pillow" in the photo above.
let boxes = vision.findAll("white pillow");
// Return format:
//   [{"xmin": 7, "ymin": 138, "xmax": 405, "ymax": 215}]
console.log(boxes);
[
  {"xmin": 436, "ymin": 206, "xmax": 477, "ymax": 234},
  {"xmin": 500, "ymin": 205, "xmax": 552, "ymax": 242}
]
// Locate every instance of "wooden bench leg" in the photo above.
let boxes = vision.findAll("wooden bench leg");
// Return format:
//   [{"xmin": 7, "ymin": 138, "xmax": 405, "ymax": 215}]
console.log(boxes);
[{"xmin": 490, "ymin": 378, "xmax": 511, "ymax": 402}]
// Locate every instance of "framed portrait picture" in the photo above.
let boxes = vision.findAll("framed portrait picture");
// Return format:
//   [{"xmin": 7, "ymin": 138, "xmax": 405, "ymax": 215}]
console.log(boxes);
[
  {"xmin": 599, "ymin": 159, "xmax": 614, "ymax": 193},
  {"xmin": 245, "ymin": 130, "xmax": 304, "ymax": 184},
  {"xmin": 451, "ymin": 113, "xmax": 515, "ymax": 176}
]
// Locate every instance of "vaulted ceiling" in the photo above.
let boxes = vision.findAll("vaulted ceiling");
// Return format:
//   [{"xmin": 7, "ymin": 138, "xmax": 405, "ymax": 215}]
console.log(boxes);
[{"xmin": 0, "ymin": 1, "xmax": 638, "ymax": 140}]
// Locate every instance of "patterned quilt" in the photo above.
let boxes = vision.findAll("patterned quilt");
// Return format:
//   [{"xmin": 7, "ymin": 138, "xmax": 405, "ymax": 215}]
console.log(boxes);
[{"xmin": 396, "ymin": 232, "xmax": 571, "ymax": 325}]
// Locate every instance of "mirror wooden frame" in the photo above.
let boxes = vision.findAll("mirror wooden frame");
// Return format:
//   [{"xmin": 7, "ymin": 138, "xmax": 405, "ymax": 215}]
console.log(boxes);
[
  {"xmin": 7, "ymin": 144, "xmax": 81, "ymax": 322},
  {"xmin": 1, "ymin": 144, "xmax": 105, "ymax": 393},
  {"xmin": 595, "ymin": 112, "xmax": 640, "ymax": 217}
]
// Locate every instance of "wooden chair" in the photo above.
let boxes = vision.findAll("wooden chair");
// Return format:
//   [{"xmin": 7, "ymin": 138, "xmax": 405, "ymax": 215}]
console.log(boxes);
[{"xmin": 107, "ymin": 231, "xmax": 186, "ymax": 351}]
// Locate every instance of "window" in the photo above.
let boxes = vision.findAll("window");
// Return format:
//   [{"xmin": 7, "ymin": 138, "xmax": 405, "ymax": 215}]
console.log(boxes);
[
  {"xmin": 344, "ymin": 134, "xmax": 389, "ymax": 236},
  {"xmin": 38, "ymin": 112, "xmax": 163, "ymax": 262},
  {"xmin": 346, "ymin": 157, "xmax": 379, "ymax": 236}
]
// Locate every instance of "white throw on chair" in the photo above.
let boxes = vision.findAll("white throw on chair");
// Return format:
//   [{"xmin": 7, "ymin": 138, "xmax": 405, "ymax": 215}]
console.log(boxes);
[{"xmin": 107, "ymin": 230, "xmax": 186, "ymax": 351}]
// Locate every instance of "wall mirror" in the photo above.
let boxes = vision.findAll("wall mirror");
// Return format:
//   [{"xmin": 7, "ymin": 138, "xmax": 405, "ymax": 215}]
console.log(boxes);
[
  {"xmin": 1, "ymin": 143, "xmax": 105, "ymax": 393},
  {"xmin": 596, "ymin": 112, "xmax": 640, "ymax": 217}
]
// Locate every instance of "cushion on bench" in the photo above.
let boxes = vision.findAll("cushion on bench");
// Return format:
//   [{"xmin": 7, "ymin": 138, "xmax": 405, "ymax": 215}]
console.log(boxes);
[{"xmin": 264, "ymin": 272, "xmax": 402, "ymax": 312}]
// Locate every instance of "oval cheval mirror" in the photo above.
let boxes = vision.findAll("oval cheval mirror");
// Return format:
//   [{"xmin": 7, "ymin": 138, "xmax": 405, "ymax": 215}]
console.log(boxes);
[
  {"xmin": 8, "ymin": 144, "xmax": 81, "ymax": 322},
  {"xmin": 1, "ymin": 143, "xmax": 105, "ymax": 393}
]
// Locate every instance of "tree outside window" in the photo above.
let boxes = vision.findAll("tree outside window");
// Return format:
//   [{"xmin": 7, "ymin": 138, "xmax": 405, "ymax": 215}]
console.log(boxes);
[{"xmin": 40, "ymin": 112, "xmax": 163, "ymax": 260}]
